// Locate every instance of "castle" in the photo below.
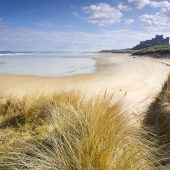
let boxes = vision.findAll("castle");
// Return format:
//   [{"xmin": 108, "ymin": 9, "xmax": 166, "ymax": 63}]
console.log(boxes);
[{"xmin": 132, "ymin": 35, "xmax": 169, "ymax": 50}]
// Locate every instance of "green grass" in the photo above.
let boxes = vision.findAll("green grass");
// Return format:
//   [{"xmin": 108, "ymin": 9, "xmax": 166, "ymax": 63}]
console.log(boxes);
[{"xmin": 0, "ymin": 91, "xmax": 157, "ymax": 170}]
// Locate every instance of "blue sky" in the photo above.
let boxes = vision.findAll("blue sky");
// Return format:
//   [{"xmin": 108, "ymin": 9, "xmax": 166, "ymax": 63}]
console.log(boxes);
[{"xmin": 0, "ymin": 0, "xmax": 170, "ymax": 51}]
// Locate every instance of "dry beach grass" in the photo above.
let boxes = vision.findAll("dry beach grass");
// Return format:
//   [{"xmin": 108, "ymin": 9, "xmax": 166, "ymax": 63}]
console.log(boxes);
[
  {"xmin": 0, "ymin": 91, "xmax": 157, "ymax": 170},
  {"xmin": 144, "ymin": 75, "xmax": 170, "ymax": 166}
]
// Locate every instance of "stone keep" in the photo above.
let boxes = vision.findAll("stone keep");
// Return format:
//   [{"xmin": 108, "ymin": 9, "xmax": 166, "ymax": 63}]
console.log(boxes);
[{"xmin": 132, "ymin": 35, "xmax": 169, "ymax": 50}]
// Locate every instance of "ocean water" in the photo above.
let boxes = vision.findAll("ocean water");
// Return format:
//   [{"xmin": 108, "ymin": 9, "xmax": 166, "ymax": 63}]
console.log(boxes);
[{"xmin": 0, "ymin": 52, "xmax": 97, "ymax": 77}]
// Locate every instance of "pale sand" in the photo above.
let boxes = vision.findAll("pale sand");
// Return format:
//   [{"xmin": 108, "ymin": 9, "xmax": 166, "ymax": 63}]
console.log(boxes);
[{"xmin": 0, "ymin": 53, "xmax": 170, "ymax": 124}]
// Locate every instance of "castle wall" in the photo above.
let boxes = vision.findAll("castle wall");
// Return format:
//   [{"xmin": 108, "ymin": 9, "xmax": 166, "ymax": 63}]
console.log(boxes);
[{"xmin": 132, "ymin": 35, "xmax": 169, "ymax": 50}]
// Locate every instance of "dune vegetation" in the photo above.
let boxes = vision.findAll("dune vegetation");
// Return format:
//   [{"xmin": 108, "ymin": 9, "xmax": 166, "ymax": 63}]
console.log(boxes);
[
  {"xmin": 143, "ymin": 75, "xmax": 170, "ymax": 166},
  {"xmin": 0, "ymin": 90, "xmax": 158, "ymax": 170},
  {"xmin": 132, "ymin": 45, "xmax": 170, "ymax": 56}
]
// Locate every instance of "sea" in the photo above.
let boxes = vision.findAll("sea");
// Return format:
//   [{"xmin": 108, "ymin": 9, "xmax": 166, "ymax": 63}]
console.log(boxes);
[{"xmin": 0, "ymin": 52, "xmax": 97, "ymax": 77}]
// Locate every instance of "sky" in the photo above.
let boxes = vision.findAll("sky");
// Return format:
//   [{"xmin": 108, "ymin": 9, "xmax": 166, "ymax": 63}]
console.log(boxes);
[{"xmin": 0, "ymin": 0, "xmax": 170, "ymax": 51}]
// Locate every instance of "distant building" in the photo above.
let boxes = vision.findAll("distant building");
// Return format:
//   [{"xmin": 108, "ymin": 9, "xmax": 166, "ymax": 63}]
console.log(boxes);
[{"xmin": 132, "ymin": 35, "xmax": 169, "ymax": 50}]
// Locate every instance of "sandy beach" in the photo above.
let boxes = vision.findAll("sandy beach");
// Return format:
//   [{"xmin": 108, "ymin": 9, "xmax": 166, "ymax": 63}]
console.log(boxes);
[{"xmin": 0, "ymin": 53, "xmax": 170, "ymax": 122}]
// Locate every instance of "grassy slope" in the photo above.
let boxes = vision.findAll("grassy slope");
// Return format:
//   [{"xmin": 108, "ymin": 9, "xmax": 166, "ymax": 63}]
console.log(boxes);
[
  {"xmin": 0, "ymin": 91, "xmax": 157, "ymax": 170},
  {"xmin": 143, "ymin": 75, "xmax": 170, "ymax": 166},
  {"xmin": 99, "ymin": 45, "xmax": 170, "ymax": 57},
  {"xmin": 99, "ymin": 49, "xmax": 132, "ymax": 54},
  {"xmin": 132, "ymin": 45, "xmax": 170, "ymax": 56}
]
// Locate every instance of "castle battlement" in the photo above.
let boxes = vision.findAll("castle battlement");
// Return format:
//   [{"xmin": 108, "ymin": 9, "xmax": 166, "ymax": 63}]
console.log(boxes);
[{"xmin": 132, "ymin": 35, "xmax": 169, "ymax": 50}]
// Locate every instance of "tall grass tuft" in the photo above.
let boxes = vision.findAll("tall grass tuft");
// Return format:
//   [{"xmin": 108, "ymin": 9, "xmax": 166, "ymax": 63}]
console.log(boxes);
[
  {"xmin": 143, "ymin": 75, "xmax": 170, "ymax": 166},
  {"xmin": 0, "ymin": 91, "xmax": 157, "ymax": 169}
]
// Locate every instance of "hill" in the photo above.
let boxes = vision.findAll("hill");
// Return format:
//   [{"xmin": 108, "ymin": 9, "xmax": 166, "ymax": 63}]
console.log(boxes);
[{"xmin": 132, "ymin": 45, "xmax": 170, "ymax": 57}]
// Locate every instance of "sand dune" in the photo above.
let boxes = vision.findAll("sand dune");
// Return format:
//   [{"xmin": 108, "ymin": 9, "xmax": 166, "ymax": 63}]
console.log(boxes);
[{"xmin": 0, "ymin": 53, "xmax": 170, "ymax": 123}]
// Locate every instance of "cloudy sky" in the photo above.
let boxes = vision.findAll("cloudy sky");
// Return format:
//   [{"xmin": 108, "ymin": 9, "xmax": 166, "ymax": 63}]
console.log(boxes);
[{"xmin": 0, "ymin": 0, "xmax": 170, "ymax": 51}]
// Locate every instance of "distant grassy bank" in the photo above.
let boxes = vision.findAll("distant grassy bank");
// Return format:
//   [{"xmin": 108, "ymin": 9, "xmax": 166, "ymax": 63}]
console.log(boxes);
[
  {"xmin": 99, "ymin": 49, "xmax": 132, "ymax": 54},
  {"xmin": 132, "ymin": 45, "xmax": 170, "ymax": 57},
  {"xmin": 99, "ymin": 45, "xmax": 170, "ymax": 58}
]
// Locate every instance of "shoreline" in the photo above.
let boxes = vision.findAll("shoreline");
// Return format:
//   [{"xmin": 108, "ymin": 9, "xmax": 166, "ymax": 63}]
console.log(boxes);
[
  {"xmin": 0, "ymin": 53, "xmax": 170, "ymax": 121},
  {"xmin": 0, "ymin": 54, "xmax": 97, "ymax": 78}
]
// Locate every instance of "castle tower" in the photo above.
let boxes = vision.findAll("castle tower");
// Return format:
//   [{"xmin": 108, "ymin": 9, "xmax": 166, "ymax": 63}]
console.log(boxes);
[
  {"xmin": 132, "ymin": 35, "xmax": 169, "ymax": 50},
  {"xmin": 166, "ymin": 37, "xmax": 170, "ymax": 45}
]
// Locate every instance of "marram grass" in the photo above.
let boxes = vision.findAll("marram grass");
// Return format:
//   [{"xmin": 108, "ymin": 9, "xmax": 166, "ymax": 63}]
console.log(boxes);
[
  {"xmin": 143, "ymin": 75, "xmax": 170, "ymax": 166},
  {"xmin": 0, "ymin": 91, "xmax": 157, "ymax": 170}
]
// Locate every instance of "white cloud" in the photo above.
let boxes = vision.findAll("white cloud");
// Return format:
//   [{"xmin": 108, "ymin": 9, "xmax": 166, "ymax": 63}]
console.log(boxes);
[
  {"xmin": 117, "ymin": 3, "xmax": 132, "ymax": 12},
  {"xmin": 128, "ymin": 0, "xmax": 170, "ymax": 30},
  {"xmin": 73, "ymin": 2, "xmax": 134, "ymax": 26},
  {"xmin": 72, "ymin": 12, "xmax": 85, "ymax": 20},
  {"xmin": 82, "ymin": 3, "xmax": 123, "ymax": 26},
  {"xmin": 72, "ymin": 12, "xmax": 79, "ymax": 17},
  {"xmin": 149, "ymin": 1, "xmax": 170, "ymax": 8},
  {"xmin": 36, "ymin": 21, "xmax": 54, "ymax": 28},
  {"xmin": 128, "ymin": 0, "xmax": 150, "ymax": 9},
  {"xmin": 0, "ymin": 24, "xmax": 169, "ymax": 51},
  {"xmin": 125, "ymin": 18, "xmax": 134, "ymax": 24},
  {"xmin": 17, "ymin": 11, "xmax": 33, "ymax": 19},
  {"xmin": 140, "ymin": 8, "xmax": 170, "ymax": 30},
  {"xmin": 128, "ymin": 0, "xmax": 170, "ymax": 9}
]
